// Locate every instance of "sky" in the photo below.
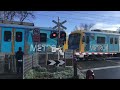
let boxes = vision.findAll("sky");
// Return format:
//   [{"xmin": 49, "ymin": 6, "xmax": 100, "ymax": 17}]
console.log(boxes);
[{"xmin": 27, "ymin": 11, "xmax": 120, "ymax": 34}]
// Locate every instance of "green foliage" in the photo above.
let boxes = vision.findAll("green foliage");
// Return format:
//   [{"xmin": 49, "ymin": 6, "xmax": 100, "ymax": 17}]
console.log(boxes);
[
  {"xmin": 32, "ymin": 66, "xmax": 47, "ymax": 72},
  {"xmin": 25, "ymin": 66, "xmax": 85, "ymax": 79}
]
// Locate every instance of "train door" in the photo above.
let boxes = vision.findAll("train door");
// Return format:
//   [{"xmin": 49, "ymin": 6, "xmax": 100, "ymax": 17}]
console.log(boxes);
[
  {"xmin": 85, "ymin": 35, "xmax": 90, "ymax": 52},
  {"xmin": 1, "ymin": 27, "xmax": 12, "ymax": 53},
  {"xmin": 14, "ymin": 28, "xmax": 24, "ymax": 53},
  {"xmin": 109, "ymin": 36, "xmax": 114, "ymax": 52},
  {"xmin": 113, "ymin": 36, "xmax": 119, "ymax": 52},
  {"xmin": 108, "ymin": 36, "xmax": 119, "ymax": 52}
]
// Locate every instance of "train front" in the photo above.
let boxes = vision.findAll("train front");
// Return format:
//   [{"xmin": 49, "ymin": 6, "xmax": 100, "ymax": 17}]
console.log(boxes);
[{"xmin": 68, "ymin": 33, "xmax": 81, "ymax": 51}]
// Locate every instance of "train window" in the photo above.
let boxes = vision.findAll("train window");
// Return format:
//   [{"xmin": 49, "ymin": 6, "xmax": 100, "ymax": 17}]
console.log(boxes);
[
  {"xmin": 86, "ymin": 36, "xmax": 89, "ymax": 44},
  {"xmin": 16, "ymin": 32, "xmax": 22, "ymax": 42},
  {"xmin": 4, "ymin": 31, "xmax": 11, "ymax": 42},
  {"xmin": 82, "ymin": 36, "xmax": 85, "ymax": 42},
  {"xmin": 40, "ymin": 33, "xmax": 47, "ymax": 42},
  {"xmin": 68, "ymin": 33, "xmax": 80, "ymax": 45},
  {"xmin": 97, "ymin": 37, "xmax": 105, "ymax": 44},
  {"xmin": 110, "ymin": 38, "xmax": 113, "ymax": 44},
  {"xmin": 115, "ymin": 38, "xmax": 118, "ymax": 44}
]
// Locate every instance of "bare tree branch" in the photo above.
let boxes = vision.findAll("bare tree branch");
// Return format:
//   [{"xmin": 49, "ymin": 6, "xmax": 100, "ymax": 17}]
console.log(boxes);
[
  {"xmin": 0, "ymin": 11, "xmax": 35, "ymax": 22},
  {"xmin": 79, "ymin": 23, "xmax": 95, "ymax": 31}
]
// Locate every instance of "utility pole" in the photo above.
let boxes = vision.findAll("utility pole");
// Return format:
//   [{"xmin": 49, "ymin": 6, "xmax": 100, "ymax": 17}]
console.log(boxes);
[
  {"xmin": 57, "ymin": 17, "xmax": 60, "ymax": 48},
  {"xmin": 57, "ymin": 17, "xmax": 60, "ymax": 61}
]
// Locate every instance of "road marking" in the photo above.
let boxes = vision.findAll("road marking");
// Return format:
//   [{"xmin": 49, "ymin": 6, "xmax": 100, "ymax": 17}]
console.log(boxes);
[{"xmin": 80, "ymin": 65, "xmax": 120, "ymax": 72}]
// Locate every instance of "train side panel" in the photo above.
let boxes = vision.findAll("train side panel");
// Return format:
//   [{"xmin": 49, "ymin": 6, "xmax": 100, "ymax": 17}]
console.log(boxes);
[
  {"xmin": 27, "ymin": 30, "xmax": 34, "ymax": 54},
  {"xmin": 14, "ymin": 28, "xmax": 25, "ymax": 53},
  {"xmin": 1, "ymin": 27, "xmax": 13, "ymax": 54},
  {"xmin": 28, "ymin": 29, "xmax": 58, "ymax": 53},
  {"xmin": 85, "ymin": 32, "xmax": 108, "ymax": 53},
  {"xmin": 39, "ymin": 29, "xmax": 57, "ymax": 52},
  {"xmin": 119, "ymin": 36, "xmax": 120, "ymax": 52},
  {"xmin": 108, "ymin": 35, "xmax": 119, "ymax": 52},
  {"xmin": 0, "ymin": 27, "xmax": 1, "ymax": 52},
  {"xmin": 40, "ymin": 29, "xmax": 57, "ymax": 47}
]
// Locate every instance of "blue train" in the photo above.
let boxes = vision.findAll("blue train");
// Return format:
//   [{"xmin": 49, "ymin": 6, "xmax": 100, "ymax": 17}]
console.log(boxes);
[
  {"xmin": 68, "ymin": 29, "xmax": 120, "ymax": 60},
  {"xmin": 0, "ymin": 21, "xmax": 66, "ymax": 55}
]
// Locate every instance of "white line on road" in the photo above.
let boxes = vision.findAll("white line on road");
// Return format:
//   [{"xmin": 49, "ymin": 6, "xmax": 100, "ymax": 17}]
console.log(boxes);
[{"xmin": 80, "ymin": 65, "xmax": 120, "ymax": 72}]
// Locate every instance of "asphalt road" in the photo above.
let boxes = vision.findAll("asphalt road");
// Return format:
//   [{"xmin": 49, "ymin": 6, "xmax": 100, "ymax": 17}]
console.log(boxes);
[
  {"xmin": 78, "ymin": 57, "xmax": 120, "ymax": 79},
  {"xmin": 94, "ymin": 67, "xmax": 120, "ymax": 79}
]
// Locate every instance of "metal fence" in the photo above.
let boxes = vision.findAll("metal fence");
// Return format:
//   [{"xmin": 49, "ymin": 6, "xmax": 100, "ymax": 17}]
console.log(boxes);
[
  {"xmin": 38, "ymin": 51, "xmax": 64, "ymax": 66},
  {"xmin": 0, "ymin": 53, "xmax": 16, "ymax": 74},
  {"xmin": 23, "ymin": 51, "xmax": 64, "ymax": 78},
  {"xmin": 0, "ymin": 53, "xmax": 5, "ymax": 74},
  {"xmin": 23, "ymin": 53, "xmax": 39, "ymax": 79}
]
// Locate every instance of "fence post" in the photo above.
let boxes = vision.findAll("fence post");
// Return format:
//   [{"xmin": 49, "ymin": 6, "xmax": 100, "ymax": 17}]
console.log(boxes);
[
  {"xmin": 23, "ymin": 55, "xmax": 25, "ymax": 79},
  {"xmin": 73, "ymin": 50, "xmax": 78, "ymax": 79},
  {"xmin": 32, "ymin": 54, "xmax": 33, "ymax": 68},
  {"xmin": 8, "ymin": 55, "xmax": 11, "ymax": 72},
  {"xmin": 14, "ymin": 55, "xmax": 16, "ymax": 73},
  {"xmin": 46, "ymin": 51, "xmax": 48, "ymax": 66},
  {"xmin": 11, "ymin": 55, "xmax": 13, "ymax": 72}
]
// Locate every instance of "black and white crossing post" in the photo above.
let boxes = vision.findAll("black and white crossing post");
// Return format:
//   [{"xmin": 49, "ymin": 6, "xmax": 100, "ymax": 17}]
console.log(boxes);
[{"xmin": 52, "ymin": 17, "xmax": 67, "ymax": 48}]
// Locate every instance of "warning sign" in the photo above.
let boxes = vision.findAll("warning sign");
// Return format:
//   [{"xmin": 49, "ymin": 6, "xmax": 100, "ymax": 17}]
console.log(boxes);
[
  {"xmin": 64, "ymin": 49, "xmax": 74, "ymax": 67},
  {"xmin": 64, "ymin": 49, "xmax": 74, "ymax": 59}
]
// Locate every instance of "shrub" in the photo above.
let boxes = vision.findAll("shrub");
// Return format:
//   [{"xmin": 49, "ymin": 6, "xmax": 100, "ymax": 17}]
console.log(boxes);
[
  {"xmin": 25, "ymin": 66, "xmax": 85, "ymax": 79},
  {"xmin": 32, "ymin": 66, "xmax": 47, "ymax": 72}
]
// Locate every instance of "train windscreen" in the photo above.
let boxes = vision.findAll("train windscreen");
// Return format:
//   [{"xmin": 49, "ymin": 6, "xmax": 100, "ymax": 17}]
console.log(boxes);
[{"xmin": 68, "ymin": 33, "xmax": 80, "ymax": 50}]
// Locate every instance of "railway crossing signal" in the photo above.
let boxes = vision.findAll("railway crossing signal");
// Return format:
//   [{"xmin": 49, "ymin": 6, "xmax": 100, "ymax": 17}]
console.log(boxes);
[
  {"xmin": 53, "ymin": 25, "xmax": 58, "ymax": 30},
  {"xmin": 52, "ymin": 20, "xmax": 58, "ymax": 25},
  {"xmin": 52, "ymin": 20, "xmax": 67, "ymax": 30},
  {"xmin": 52, "ymin": 17, "xmax": 67, "ymax": 48}
]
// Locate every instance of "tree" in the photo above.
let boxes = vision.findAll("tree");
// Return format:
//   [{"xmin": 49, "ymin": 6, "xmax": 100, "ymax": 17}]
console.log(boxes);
[
  {"xmin": 16, "ymin": 11, "xmax": 35, "ymax": 22},
  {"xmin": 117, "ymin": 27, "xmax": 120, "ymax": 33},
  {"xmin": 73, "ymin": 24, "xmax": 94, "ymax": 32},
  {"xmin": 73, "ymin": 26, "xmax": 79, "ymax": 31},
  {"xmin": 79, "ymin": 23, "xmax": 94, "ymax": 31},
  {"xmin": 0, "ymin": 11, "xmax": 35, "ymax": 22}
]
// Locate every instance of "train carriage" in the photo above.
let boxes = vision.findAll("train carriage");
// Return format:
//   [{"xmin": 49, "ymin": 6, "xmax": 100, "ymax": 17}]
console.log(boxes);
[
  {"xmin": 0, "ymin": 21, "xmax": 66, "ymax": 56},
  {"xmin": 68, "ymin": 30, "xmax": 120, "ymax": 60}
]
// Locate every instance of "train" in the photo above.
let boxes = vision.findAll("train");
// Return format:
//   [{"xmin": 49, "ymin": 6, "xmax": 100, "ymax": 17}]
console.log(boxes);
[
  {"xmin": 0, "ymin": 20, "xmax": 66, "ymax": 56},
  {"xmin": 68, "ymin": 29, "xmax": 120, "ymax": 60}
]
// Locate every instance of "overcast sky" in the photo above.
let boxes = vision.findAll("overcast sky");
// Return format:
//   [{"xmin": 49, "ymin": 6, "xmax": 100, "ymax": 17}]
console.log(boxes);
[{"xmin": 28, "ymin": 11, "xmax": 120, "ymax": 34}]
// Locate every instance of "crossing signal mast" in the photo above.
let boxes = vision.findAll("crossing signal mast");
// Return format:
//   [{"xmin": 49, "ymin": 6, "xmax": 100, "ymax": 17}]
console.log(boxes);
[{"xmin": 52, "ymin": 17, "xmax": 67, "ymax": 48}]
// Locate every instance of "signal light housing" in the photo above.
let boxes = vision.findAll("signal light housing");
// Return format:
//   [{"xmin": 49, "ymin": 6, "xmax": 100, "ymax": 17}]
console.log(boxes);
[
  {"xmin": 50, "ymin": 32, "xmax": 58, "ymax": 38},
  {"xmin": 60, "ymin": 31, "xmax": 66, "ymax": 38}
]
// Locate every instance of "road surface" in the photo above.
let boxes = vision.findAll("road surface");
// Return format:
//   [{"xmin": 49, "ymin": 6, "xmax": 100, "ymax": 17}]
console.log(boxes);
[{"xmin": 94, "ymin": 66, "xmax": 120, "ymax": 79}]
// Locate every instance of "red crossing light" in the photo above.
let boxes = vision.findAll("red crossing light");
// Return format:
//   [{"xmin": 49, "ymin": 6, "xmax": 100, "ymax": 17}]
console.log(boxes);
[
  {"xmin": 60, "ymin": 31, "xmax": 66, "ymax": 38},
  {"xmin": 50, "ymin": 32, "xmax": 58, "ymax": 38}
]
